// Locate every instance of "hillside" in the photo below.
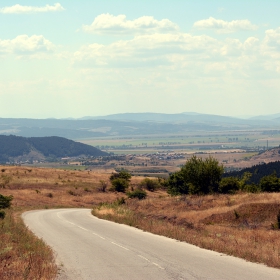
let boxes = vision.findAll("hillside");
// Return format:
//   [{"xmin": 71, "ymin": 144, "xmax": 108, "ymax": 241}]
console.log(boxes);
[
  {"xmin": 224, "ymin": 152, "xmax": 280, "ymax": 184},
  {"xmin": 0, "ymin": 135, "xmax": 108, "ymax": 163}
]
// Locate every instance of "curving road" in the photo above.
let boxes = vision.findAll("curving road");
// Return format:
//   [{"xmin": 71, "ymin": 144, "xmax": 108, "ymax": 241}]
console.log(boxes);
[{"xmin": 23, "ymin": 209, "xmax": 280, "ymax": 280}]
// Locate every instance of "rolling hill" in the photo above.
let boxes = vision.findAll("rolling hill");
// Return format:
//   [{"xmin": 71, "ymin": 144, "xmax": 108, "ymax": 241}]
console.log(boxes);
[{"xmin": 0, "ymin": 135, "xmax": 108, "ymax": 163}]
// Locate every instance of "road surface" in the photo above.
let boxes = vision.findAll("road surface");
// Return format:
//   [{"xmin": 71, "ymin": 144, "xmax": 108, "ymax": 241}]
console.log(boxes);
[{"xmin": 23, "ymin": 208, "xmax": 280, "ymax": 280}]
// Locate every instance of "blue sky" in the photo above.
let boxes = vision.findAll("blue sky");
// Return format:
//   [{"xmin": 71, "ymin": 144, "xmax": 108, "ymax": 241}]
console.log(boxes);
[{"xmin": 1, "ymin": 1, "xmax": 280, "ymax": 118}]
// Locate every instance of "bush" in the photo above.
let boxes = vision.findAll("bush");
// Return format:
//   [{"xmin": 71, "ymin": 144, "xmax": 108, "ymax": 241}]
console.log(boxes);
[
  {"xmin": 0, "ymin": 210, "xmax": 5, "ymax": 219},
  {"xmin": 260, "ymin": 173, "xmax": 280, "ymax": 192},
  {"xmin": 0, "ymin": 194, "xmax": 13, "ymax": 209},
  {"xmin": 243, "ymin": 183, "xmax": 261, "ymax": 193},
  {"xmin": 219, "ymin": 177, "xmax": 240, "ymax": 194},
  {"xmin": 140, "ymin": 178, "xmax": 159, "ymax": 191},
  {"xmin": 167, "ymin": 156, "xmax": 223, "ymax": 195},
  {"xmin": 167, "ymin": 172, "xmax": 189, "ymax": 196},
  {"xmin": 127, "ymin": 189, "xmax": 147, "ymax": 200},
  {"xmin": 111, "ymin": 178, "xmax": 129, "ymax": 192},
  {"xmin": 110, "ymin": 170, "xmax": 131, "ymax": 182},
  {"xmin": 115, "ymin": 197, "xmax": 126, "ymax": 205}
]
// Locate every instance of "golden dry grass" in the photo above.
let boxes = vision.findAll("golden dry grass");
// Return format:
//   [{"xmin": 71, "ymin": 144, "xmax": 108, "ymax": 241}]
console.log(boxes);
[{"xmin": 0, "ymin": 165, "xmax": 142, "ymax": 279}]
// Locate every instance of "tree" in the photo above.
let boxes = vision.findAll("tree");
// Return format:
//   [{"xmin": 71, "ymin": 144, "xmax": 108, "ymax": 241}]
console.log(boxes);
[
  {"xmin": 167, "ymin": 171, "xmax": 189, "ymax": 195},
  {"xmin": 167, "ymin": 156, "xmax": 223, "ymax": 195},
  {"xmin": 219, "ymin": 177, "xmax": 240, "ymax": 194},
  {"xmin": 260, "ymin": 172, "xmax": 280, "ymax": 192}
]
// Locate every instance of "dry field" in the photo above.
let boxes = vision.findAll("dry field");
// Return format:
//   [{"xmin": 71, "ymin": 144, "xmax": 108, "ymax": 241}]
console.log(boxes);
[{"xmin": 1, "ymin": 165, "xmax": 280, "ymax": 279}]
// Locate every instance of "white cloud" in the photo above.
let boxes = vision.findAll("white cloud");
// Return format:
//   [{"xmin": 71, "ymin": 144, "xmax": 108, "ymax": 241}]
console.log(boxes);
[
  {"xmin": 72, "ymin": 28, "xmax": 280, "ymax": 82},
  {"xmin": 263, "ymin": 28, "xmax": 280, "ymax": 52},
  {"xmin": 194, "ymin": 17, "xmax": 257, "ymax": 33},
  {"xmin": 83, "ymin": 14, "xmax": 179, "ymax": 34},
  {"xmin": 0, "ymin": 3, "xmax": 64, "ymax": 14},
  {"xmin": 73, "ymin": 33, "xmax": 219, "ymax": 68},
  {"xmin": 0, "ymin": 35, "xmax": 54, "ymax": 56}
]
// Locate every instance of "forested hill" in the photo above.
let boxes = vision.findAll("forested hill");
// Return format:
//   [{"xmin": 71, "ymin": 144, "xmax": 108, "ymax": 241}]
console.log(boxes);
[
  {"xmin": 224, "ymin": 160, "xmax": 280, "ymax": 184},
  {"xmin": 0, "ymin": 135, "xmax": 107, "ymax": 163}
]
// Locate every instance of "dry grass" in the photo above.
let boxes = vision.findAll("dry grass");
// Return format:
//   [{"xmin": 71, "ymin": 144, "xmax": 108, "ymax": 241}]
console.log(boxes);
[
  {"xmin": 0, "ymin": 209, "xmax": 57, "ymax": 280},
  {"xmin": 93, "ymin": 192, "xmax": 280, "ymax": 268},
  {"xmin": 1, "ymin": 165, "xmax": 280, "ymax": 275},
  {"xmin": 0, "ymin": 166, "xmax": 141, "ymax": 279}
]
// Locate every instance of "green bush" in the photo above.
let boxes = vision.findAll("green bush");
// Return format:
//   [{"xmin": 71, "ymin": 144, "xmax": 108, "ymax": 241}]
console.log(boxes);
[
  {"xmin": 167, "ymin": 172, "xmax": 189, "ymax": 196},
  {"xmin": 167, "ymin": 156, "xmax": 223, "ymax": 195},
  {"xmin": 111, "ymin": 178, "xmax": 129, "ymax": 192},
  {"xmin": 243, "ymin": 183, "xmax": 261, "ymax": 193},
  {"xmin": 140, "ymin": 178, "xmax": 159, "ymax": 192},
  {"xmin": 219, "ymin": 177, "xmax": 240, "ymax": 194},
  {"xmin": 110, "ymin": 170, "xmax": 131, "ymax": 182},
  {"xmin": 0, "ymin": 194, "xmax": 13, "ymax": 209},
  {"xmin": 127, "ymin": 189, "xmax": 147, "ymax": 200},
  {"xmin": 260, "ymin": 173, "xmax": 280, "ymax": 192}
]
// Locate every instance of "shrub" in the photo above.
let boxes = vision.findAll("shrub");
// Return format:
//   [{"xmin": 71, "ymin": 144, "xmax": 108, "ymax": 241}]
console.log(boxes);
[
  {"xmin": 0, "ymin": 210, "xmax": 5, "ymax": 219},
  {"xmin": 127, "ymin": 189, "xmax": 147, "ymax": 200},
  {"xmin": 260, "ymin": 173, "xmax": 280, "ymax": 192},
  {"xmin": 243, "ymin": 183, "xmax": 261, "ymax": 193},
  {"xmin": 0, "ymin": 194, "xmax": 13, "ymax": 209},
  {"xmin": 98, "ymin": 180, "xmax": 107, "ymax": 192},
  {"xmin": 219, "ymin": 177, "xmax": 240, "ymax": 194},
  {"xmin": 167, "ymin": 171, "xmax": 189, "ymax": 196},
  {"xmin": 140, "ymin": 178, "xmax": 159, "ymax": 191},
  {"xmin": 115, "ymin": 197, "xmax": 126, "ymax": 205},
  {"xmin": 0, "ymin": 193, "xmax": 13, "ymax": 220},
  {"xmin": 110, "ymin": 170, "xmax": 131, "ymax": 182},
  {"xmin": 111, "ymin": 178, "xmax": 129, "ymax": 192}
]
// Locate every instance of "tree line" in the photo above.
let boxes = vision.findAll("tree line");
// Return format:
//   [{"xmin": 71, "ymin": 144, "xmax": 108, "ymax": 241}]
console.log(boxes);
[{"xmin": 166, "ymin": 156, "xmax": 280, "ymax": 195}]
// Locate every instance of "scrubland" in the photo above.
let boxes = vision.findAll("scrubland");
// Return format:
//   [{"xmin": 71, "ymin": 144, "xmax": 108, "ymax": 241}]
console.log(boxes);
[{"xmin": 1, "ymin": 166, "xmax": 280, "ymax": 279}]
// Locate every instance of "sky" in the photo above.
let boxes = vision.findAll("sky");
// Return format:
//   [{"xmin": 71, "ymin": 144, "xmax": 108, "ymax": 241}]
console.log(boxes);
[{"xmin": 0, "ymin": 1, "xmax": 280, "ymax": 119}]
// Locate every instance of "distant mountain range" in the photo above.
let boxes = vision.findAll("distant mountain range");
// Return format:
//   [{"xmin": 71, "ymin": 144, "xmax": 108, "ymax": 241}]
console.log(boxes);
[
  {"xmin": 0, "ymin": 135, "xmax": 107, "ymax": 163},
  {"xmin": 79, "ymin": 112, "xmax": 280, "ymax": 123},
  {"xmin": 0, "ymin": 112, "xmax": 279, "ymax": 139},
  {"xmin": 248, "ymin": 113, "xmax": 280, "ymax": 121}
]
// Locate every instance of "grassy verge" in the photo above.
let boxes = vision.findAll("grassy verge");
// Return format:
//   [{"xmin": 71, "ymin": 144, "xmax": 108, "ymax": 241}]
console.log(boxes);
[
  {"xmin": 0, "ymin": 209, "xmax": 57, "ymax": 280},
  {"xmin": 0, "ymin": 165, "xmax": 140, "ymax": 279},
  {"xmin": 92, "ymin": 193, "xmax": 280, "ymax": 268}
]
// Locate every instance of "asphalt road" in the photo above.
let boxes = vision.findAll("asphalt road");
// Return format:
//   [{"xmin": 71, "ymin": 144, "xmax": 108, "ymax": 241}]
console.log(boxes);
[{"xmin": 23, "ymin": 208, "xmax": 280, "ymax": 280}]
